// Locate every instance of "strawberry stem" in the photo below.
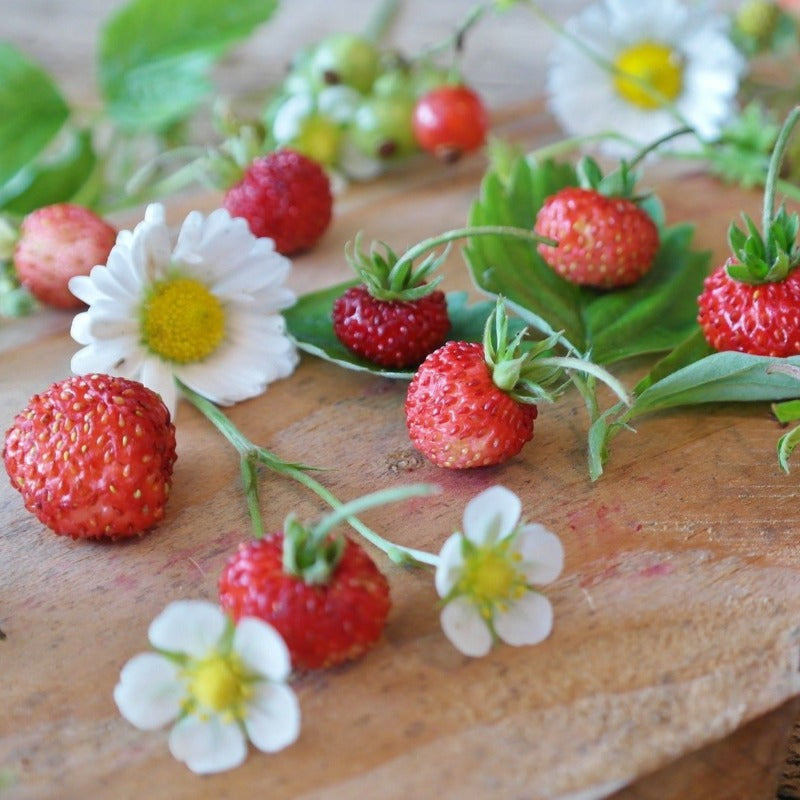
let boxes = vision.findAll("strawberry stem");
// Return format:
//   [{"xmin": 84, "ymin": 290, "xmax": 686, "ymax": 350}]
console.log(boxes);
[
  {"xmin": 179, "ymin": 381, "xmax": 440, "ymax": 566},
  {"xmin": 762, "ymin": 105, "xmax": 800, "ymax": 237},
  {"xmin": 394, "ymin": 225, "xmax": 557, "ymax": 274}
]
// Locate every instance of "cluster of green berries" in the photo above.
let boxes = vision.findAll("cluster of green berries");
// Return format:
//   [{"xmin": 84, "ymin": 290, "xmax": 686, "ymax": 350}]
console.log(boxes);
[{"xmin": 263, "ymin": 32, "xmax": 489, "ymax": 180}]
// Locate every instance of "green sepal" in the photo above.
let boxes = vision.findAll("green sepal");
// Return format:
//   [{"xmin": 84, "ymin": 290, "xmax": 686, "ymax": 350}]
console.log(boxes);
[
  {"xmin": 483, "ymin": 299, "xmax": 564, "ymax": 404},
  {"xmin": 725, "ymin": 206, "xmax": 800, "ymax": 284},
  {"xmin": 345, "ymin": 232, "xmax": 445, "ymax": 302},
  {"xmin": 282, "ymin": 513, "xmax": 344, "ymax": 586}
]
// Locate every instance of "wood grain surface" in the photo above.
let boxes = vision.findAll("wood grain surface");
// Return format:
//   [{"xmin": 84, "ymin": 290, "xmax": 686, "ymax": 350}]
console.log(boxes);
[{"xmin": 3, "ymin": 2, "xmax": 800, "ymax": 799}]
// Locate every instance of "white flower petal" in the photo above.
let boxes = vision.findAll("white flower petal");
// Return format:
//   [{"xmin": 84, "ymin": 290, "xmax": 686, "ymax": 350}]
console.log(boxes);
[
  {"xmin": 168, "ymin": 714, "xmax": 247, "ymax": 775},
  {"xmin": 233, "ymin": 617, "xmax": 292, "ymax": 682},
  {"xmin": 515, "ymin": 524, "xmax": 565, "ymax": 586},
  {"xmin": 546, "ymin": 0, "xmax": 744, "ymax": 157},
  {"xmin": 440, "ymin": 597, "xmax": 492, "ymax": 657},
  {"xmin": 494, "ymin": 592, "xmax": 554, "ymax": 648},
  {"xmin": 434, "ymin": 532, "xmax": 465, "ymax": 598},
  {"xmin": 113, "ymin": 652, "xmax": 184, "ymax": 730},
  {"xmin": 462, "ymin": 486, "xmax": 521, "ymax": 546},
  {"xmin": 244, "ymin": 682, "xmax": 301, "ymax": 753},
  {"xmin": 139, "ymin": 358, "xmax": 179, "ymax": 417},
  {"xmin": 148, "ymin": 600, "xmax": 227, "ymax": 657}
]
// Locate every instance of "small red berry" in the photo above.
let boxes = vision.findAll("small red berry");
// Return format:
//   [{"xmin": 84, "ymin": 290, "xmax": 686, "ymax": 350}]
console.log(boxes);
[
  {"xmin": 332, "ymin": 285, "xmax": 450, "ymax": 368},
  {"xmin": 697, "ymin": 258, "xmax": 800, "ymax": 356},
  {"xmin": 219, "ymin": 534, "xmax": 390, "ymax": 671},
  {"xmin": 224, "ymin": 149, "xmax": 333, "ymax": 255},
  {"xmin": 14, "ymin": 203, "xmax": 117, "ymax": 309},
  {"xmin": 534, "ymin": 186, "xmax": 659, "ymax": 289},
  {"xmin": 412, "ymin": 84, "xmax": 489, "ymax": 162},
  {"xmin": 406, "ymin": 340, "xmax": 538, "ymax": 469},
  {"xmin": 3, "ymin": 374, "xmax": 177, "ymax": 539}
]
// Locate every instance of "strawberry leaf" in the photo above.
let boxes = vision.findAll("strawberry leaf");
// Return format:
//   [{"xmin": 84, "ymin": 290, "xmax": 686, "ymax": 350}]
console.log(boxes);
[
  {"xmin": 99, "ymin": 0, "xmax": 278, "ymax": 132},
  {"xmin": 464, "ymin": 155, "xmax": 710, "ymax": 364},
  {"xmin": 284, "ymin": 287, "xmax": 526, "ymax": 379},
  {"xmin": 0, "ymin": 44, "xmax": 69, "ymax": 189},
  {"xmin": 588, "ymin": 328, "xmax": 800, "ymax": 479}
]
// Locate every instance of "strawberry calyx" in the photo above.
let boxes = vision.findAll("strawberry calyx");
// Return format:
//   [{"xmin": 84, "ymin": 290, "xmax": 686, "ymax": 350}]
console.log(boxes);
[
  {"xmin": 347, "ymin": 224, "xmax": 557, "ymax": 302},
  {"xmin": 483, "ymin": 298, "xmax": 631, "ymax": 408},
  {"xmin": 282, "ymin": 483, "xmax": 441, "ymax": 585},
  {"xmin": 483, "ymin": 300, "xmax": 566, "ymax": 404},
  {"xmin": 282, "ymin": 513, "xmax": 345, "ymax": 585},
  {"xmin": 724, "ymin": 106, "xmax": 800, "ymax": 285}
]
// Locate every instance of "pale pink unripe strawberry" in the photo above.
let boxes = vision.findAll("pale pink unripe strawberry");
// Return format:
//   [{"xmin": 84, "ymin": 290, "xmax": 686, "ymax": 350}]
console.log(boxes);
[{"xmin": 14, "ymin": 203, "xmax": 117, "ymax": 309}]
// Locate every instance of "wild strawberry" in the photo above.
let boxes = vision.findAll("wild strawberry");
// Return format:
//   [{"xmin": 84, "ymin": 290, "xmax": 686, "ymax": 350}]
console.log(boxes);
[
  {"xmin": 219, "ymin": 519, "xmax": 390, "ymax": 671},
  {"xmin": 533, "ymin": 157, "xmax": 659, "ymax": 289},
  {"xmin": 412, "ymin": 84, "xmax": 489, "ymax": 163},
  {"xmin": 332, "ymin": 235, "xmax": 450, "ymax": 369},
  {"xmin": 698, "ymin": 108, "xmax": 800, "ymax": 356},
  {"xmin": 3, "ymin": 373, "xmax": 176, "ymax": 539},
  {"xmin": 405, "ymin": 301, "xmax": 567, "ymax": 469},
  {"xmin": 13, "ymin": 203, "xmax": 117, "ymax": 309},
  {"xmin": 223, "ymin": 149, "xmax": 333, "ymax": 255}
]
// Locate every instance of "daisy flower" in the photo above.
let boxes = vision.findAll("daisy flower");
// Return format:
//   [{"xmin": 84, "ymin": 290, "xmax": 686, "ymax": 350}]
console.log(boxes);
[
  {"xmin": 435, "ymin": 486, "xmax": 564, "ymax": 658},
  {"xmin": 69, "ymin": 203, "xmax": 298, "ymax": 416},
  {"xmin": 545, "ymin": 0, "xmax": 746, "ymax": 157},
  {"xmin": 114, "ymin": 600, "xmax": 300, "ymax": 774}
]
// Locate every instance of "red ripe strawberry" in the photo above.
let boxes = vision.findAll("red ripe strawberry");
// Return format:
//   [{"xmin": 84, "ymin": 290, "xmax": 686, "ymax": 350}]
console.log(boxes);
[
  {"xmin": 219, "ymin": 529, "xmax": 390, "ymax": 671},
  {"xmin": 3, "ymin": 373, "xmax": 177, "ymax": 539},
  {"xmin": 13, "ymin": 203, "xmax": 117, "ymax": 309},
  {"xmin": 223, "ymin": 149, "xmax": 333, "ymax": 255},
  {"xmin": 332, "ymin": 235, "xmax": 450, "ymax": 369},
  {"xmin": 412, "ymin": 84, "xmax": 489, "ymax": 163},
  {"xmin": 533, "ymin": 157, "xmax": 659, "ymax": 289},
  {"xmin": 405, "ymin": 301, "xmax": 568, "ymax": 469},
  {"xmin": 698, "ymin": 256, "xmax": 800, "ymax": 356},
  {"xmin": 698, "ymin": 108, "xmax": 800, "ymax": 357}
]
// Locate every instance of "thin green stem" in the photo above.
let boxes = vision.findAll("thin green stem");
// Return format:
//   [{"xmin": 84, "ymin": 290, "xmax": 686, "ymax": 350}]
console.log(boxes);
[
  {"xmin": 536, "ymin": 355, "xmax": 631, "ymax": 405},
  {"xmin": 762, "ymin": 106, "xmax": 800, "ymax": 235},
  {"xmin": 179, "ymin": 381, "xmax": 440, "ymax": 567},
  {"xmin": 395, "ymin": 225, "xmax": 556, "ymax": 273},
  {"xmin": 363, "ymin": 0, "xmax": 403, "ymax": 43}
]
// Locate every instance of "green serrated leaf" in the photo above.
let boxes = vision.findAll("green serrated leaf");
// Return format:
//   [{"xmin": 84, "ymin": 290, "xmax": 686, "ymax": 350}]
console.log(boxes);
[
  {"xmin": 0, "ymin": 44, "xmax": 69, "ymax": 188},
  {"xmin": 464, "ymin": 155, "xmax": 709, "ymax": 364},
  {"xmin": 284, "ymin": 287, "xmax": 526, "ymax": 379},
  {"xmin": 99, "ymin": 0, "xmax": 278, "ymax": 131}
]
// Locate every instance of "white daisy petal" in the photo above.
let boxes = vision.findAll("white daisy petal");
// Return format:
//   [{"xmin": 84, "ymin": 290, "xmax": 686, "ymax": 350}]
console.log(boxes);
[
  {"xmin": 69, "ymin": 202, "xmax": 297, "ymax": 412},
  {"xmin": 462, "ymin": 486, "xmax": 521, "ymax": 546},
  {"xmin": 440, "ymin": 597, "xmax": 492, "ymax": 657},
  {"xmin": 494, "ymin": 592, "xmax": 554, "ymax": 648},
  {"xmin": 515, "ymin": 524, "xmax": 565, "ymax": 586},
  {"xmin": 113, "ymin": 652, "xmax": 184, "ymax": 730},
  {"xmin": 233, "ymin": 617, "xmax": 292, "ymax": 682},
  {"xmin": 148, "ymin": 600, "xmax": 227, "ymax": 657},
  {"xmin": 244, "ymin": 682, "xmax": 301, "ymax": 753},
  {"xmin": 547, "ymin": 0, "xmax": 744, "ymax": 157},
  {"xmin": 168, "ymin": 714, "xmax": 247, "ymax": 775},
  {"xmin": 434, "ymin": 532, "xmax": 465, "ymax": 598}
]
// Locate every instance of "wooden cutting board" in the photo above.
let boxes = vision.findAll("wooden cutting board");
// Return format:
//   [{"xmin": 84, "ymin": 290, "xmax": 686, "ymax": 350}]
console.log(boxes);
[{"xmin": 3, "ymin": 98, "xmax": 800, "ymax": 800}]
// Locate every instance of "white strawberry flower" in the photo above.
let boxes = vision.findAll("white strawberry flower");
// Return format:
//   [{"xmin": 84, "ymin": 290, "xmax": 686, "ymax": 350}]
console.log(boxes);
[
  {"xmin": 114, "ymin": 600, "xmax": 300, "ymax": 774},
  {"xmin": 546, "ymin": 0, "xmax": 746, "ymax": 157},
  {"xmin": 435, "ymin": 486, "xmax": 564, "ymax": 657},
  {"xmin": 69, "ymin": 202, "xmax": 298, "ymax": 417}
]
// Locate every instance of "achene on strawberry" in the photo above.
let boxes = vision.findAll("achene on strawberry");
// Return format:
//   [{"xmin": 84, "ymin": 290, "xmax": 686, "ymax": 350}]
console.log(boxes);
[{"xmin": 698, "ymin": 105, "xmax": 800, "ymax": 357}]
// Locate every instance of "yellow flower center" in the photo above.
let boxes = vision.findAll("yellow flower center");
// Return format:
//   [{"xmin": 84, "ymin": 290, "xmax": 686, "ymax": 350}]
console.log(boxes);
[
  {"xmin": 141, "ymin": 277, "xmax": 225, "ymax": 364},
  {"xmin": 189, "ymin": 654, "xmax": 249, "ymax": 715},
  {"xmin": 613, "ymin": 41, "xmax": 683, "ymax": 110},
  {"xmin": 458, "ymin": 540, "xmax": 527, "ymax": 617}
]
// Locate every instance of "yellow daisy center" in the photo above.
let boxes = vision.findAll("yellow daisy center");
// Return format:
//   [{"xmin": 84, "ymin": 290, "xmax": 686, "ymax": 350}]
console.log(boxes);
[
  {"xmin": 189, "ymin": 653, "xmax": 250, "ymax": 716},
  {"xmin": 458, "ymin": 539, "xmax": 528, "ymax": 617},
  {"xmin": 141, "ymin": 277, "xmax": 225, "ymax": 364},
  {"xmin": 613, "ymin": 41, "xmax": 683, "ymax": 110}
]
